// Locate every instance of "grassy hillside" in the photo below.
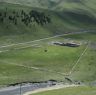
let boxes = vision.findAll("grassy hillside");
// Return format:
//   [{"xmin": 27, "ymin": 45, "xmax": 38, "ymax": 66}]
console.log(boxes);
[
  {"xmin": 64, "ymin": 32, "xmax": 96, "ymax": 83},
  {"xmin": 0, "ymin": 2, "xmax": 96, "ymax": 46},
  {"xmin": 0, "ymin": 37, "xmax": 85, "ymax": 85},
  {"xmin": 0, "ymin": 0, "xmax": 57, "ymax": 9},
  {"xmin": 0, "ymin": 32, "xmax": 96, "ymax": 85},
  {"xmin": 1, "ymin": 0, "xmax": 96, "ymax": 15},
  {"xmin": 0, "ymin": 1, "xmax": 96, "ymax": 86}
]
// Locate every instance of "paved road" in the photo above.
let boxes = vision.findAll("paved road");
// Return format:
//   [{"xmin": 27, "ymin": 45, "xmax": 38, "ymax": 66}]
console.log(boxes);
[{"xmin": 0, "ymin": 83, "xmax": 51, "ymax": 95}]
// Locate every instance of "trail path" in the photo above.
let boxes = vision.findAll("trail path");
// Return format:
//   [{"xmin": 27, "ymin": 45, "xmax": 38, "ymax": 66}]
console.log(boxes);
[
  {"xmin": 69, "ymin": 41, "xmax": 90, "ymax": 75},
  {"xmin": 0, "ymin": 31, "xmax": 89, "ymax": 48}
]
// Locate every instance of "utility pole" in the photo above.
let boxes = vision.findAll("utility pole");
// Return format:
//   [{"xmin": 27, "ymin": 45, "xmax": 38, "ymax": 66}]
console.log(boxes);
[{"xmin": 20, "ymin": 83, "xmax": 22, "ymax": 95}]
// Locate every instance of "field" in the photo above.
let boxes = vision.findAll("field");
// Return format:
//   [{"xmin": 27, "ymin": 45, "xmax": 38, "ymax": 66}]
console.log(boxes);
[
  {"xmin": 0, "ymin": 35, "xmax": 85, "ymax": 85},
  {"xmin": 0, "ymin": 32, "xmax": 96, "ymax": 86},
  {"xmin": 31, "ymin": 86, "xmax": 96, "ymax": 95},
  {"xmin": 0, "ymin": 1, "xmax": 96, "ymax": 88},
  {"xmin": 1, "ymin": 0, "xmax": 96, "ymax": 15}
]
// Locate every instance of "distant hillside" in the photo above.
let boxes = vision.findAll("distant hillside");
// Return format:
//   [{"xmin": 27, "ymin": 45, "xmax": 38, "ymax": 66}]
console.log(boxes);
[
  {"xmin": 1, "ymin": 0, "xmax": 96, "ymax": 17},
  {"xmin": 0, "ymin": 1, "xmax": 95, "ymax": 10},
  {"xmin": 0, "ymin": 2, "xmax": 96, "ymax": 45},
  {"xmin": 54, "ymin": 0, "xmax": 96, "ymax": 17},
  {"xmin": 0, "ymin": 0, "xmax": 58, "ymax": 9}
]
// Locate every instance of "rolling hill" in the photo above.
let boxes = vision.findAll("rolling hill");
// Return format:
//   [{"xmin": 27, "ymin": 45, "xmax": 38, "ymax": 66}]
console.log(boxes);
[
  {"xmin": 1, "ymin": 0, "xmax": 96, "ymax": 13},
  {"xmin": 0, "ymin": 1, "xmax": 96, "ymax": 45},
  {"xmin": 0, "ymin": 0, "xmax": 96, "ymax": 86}
]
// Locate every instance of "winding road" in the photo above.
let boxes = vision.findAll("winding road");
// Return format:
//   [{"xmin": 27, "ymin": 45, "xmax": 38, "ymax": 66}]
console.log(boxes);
[
  {"xmin": 0, "ymin": 83, "xmax": 51, "ymax": 95},
  {"xmin": 0, "ymin": 83, "xmax": 79, "ymax": 95}
]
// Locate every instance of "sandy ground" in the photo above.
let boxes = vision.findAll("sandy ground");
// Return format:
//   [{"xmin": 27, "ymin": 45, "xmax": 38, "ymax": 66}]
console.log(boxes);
[{"xmin": 23, "ymin": 84, "xmax": 79, "ymax": 95}]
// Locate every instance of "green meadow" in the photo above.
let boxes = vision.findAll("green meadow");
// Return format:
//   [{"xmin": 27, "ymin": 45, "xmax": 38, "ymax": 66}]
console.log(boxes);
[
  {"xmin": 0, "ymin": 32, "xmax": 96, "ymax": 85},
  {"xmin": 0, "ymin": 36, "xmax": 85, "ymax": 85},
  {"xmin": 31, "ymin": 86, "xmax": 96, "ymax": 95}
]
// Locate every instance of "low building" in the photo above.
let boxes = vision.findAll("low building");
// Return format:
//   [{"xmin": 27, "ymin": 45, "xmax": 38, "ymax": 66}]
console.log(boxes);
[{"xmin": 53, "ymin": 42, "xmax": 80, "ymax": 47}]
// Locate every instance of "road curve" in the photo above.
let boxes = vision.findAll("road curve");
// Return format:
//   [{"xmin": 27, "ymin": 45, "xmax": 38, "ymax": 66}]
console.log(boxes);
[
  {"xmin": 0, "ymin": 83, "xmax": 79, "ymax": 95},
  {"xmin": 0, "ymin": 83, "xmax": 50, "ymax": 95},
  {"xmin": 23, "ymin": 84, "xmax": 79, "ymax": 95}
]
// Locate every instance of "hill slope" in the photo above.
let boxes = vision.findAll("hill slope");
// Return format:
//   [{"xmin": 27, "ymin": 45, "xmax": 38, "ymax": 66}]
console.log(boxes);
[
  {"xmin": 0, "ymin": 2, "xmax": 96, "ymax": 45},
  {"xmin": 1, "ymin": 0, "xmax": 96, "ymax": 14},
  {"xmin": 0, "ymin": 1, "xmax": 96, "ymax": 85}
]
